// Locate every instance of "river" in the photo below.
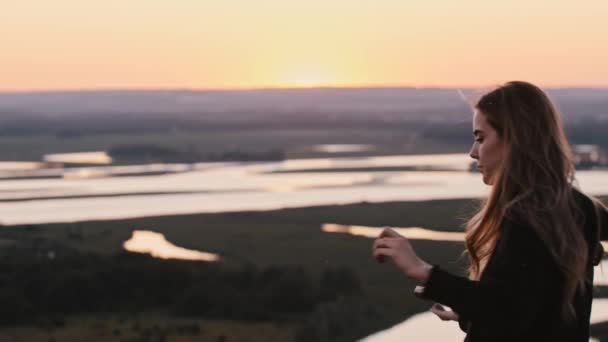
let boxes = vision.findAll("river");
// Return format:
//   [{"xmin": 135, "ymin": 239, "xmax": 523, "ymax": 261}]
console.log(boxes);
[{"xmin": 0, "ymin": 153, "xmax": 606, "ymax": 225}]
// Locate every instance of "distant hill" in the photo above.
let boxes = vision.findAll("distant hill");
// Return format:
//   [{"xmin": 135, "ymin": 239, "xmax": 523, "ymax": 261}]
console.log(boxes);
[
  {"xmin": 1, "ymin": 87, "xmax": 606, "ymax": 121},
  {"xmin": 0, "ymin": 88, "xmax": 606, "ymax": 154},
  {"xmin": 0, "ymin": 88, "xmax": 470, "ymax": 118}
]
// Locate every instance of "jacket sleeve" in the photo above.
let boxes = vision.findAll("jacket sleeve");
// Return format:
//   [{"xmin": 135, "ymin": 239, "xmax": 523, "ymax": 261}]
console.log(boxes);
[
  {"xmin": 457, "ymin": 315, "xmax": 470, "ymax": 333},
  {"xmin": 596, "ymin": 199, "xmax": 608, "ymax": 241},
  {"xmin": 418, "ymin": 217, "xmax": 558, "ymax": 336},
  {"xmin": 592, "ymin": 198, "xmax": 607, "ymax": 265}
]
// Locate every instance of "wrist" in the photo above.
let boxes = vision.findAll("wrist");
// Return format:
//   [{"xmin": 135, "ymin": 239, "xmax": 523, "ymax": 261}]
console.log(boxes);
[{"xmin": 412, "ymin": 260, "xmax": 433, "ymax": 284}]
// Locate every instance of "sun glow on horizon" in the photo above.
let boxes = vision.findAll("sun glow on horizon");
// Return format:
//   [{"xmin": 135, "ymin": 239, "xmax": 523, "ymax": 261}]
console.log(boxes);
[
  {"xmin": 2, "ymin": 1, "xmax": 608, "ymax": 90},
  {"xmin": 278, "ymin": 68, "xmax": 341, "ymax": 88}
]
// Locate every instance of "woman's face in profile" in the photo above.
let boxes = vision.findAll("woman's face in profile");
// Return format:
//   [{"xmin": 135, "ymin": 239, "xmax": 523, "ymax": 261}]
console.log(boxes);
[{"xmin": 469, "ymin": 110, "xmax": 504, "ymax": 185}]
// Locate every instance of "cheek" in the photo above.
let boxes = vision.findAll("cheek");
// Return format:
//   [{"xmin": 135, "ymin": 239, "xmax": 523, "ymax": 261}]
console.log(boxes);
[
  {"xmin": 478, "ymin": 145, "xmax": 487, "ymax": 161},
  {"xmin": 480, "ymin": 143, "xmax": 501, "ymax": 168}
]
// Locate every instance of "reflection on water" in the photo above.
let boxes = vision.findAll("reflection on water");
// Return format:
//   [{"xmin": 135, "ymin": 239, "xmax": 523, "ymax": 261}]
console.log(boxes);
[
  {"xmin": 594, "ymin": 257, "xmax": 608, "ymax": 286},
  {"xmin": 43, "ymin": 151, "xmax": 113, "ymax": 164},
  {"xmin": 322, "ymin": 224, "xmax": 465, "ymax": 241},
  {"xmin": 361, "ymin": 300, "xmax": 608, "ymax": 342},
  {"xmin": 361, "ymin": 283, "xmax": 608, "ymax": 342},
  {"xmin": 1, "ymin": 154, "xmax": 607, "ymax": 225},
  {"xmin": 123, "ymin": 230, "xmax": 219, "ymax": 262},
  {"xmin": 591, "ymin": 299, "xmax": 608, "ymax": 325},
  {"xmin": 323, "ymin": 224, "xmax": 608, "ymax": 287},
  {"xmin": 61, "ymin": 163, "xmax": 195, "ymax": 180},
  {"xmin": 0, "ymin": 162, "xmax": 46, "ymax": 171},
  {"xmin": 360, "ymin": 306, "xmax": 466, "ymax": 342},
  {"xmin": 266, "ymin": 153, "xmax": 471, "ymax": 173},
  {"xmin": 325, "ymin": 224, "xmax": 608, "ymax": 342},
  {"xmin": 313, "ymin": 144, "xmax": 375, "ymax": 153},
  {"xmin": 0, "ymin": 161, "xmax": 226, "ymax": 181},
  {"xmin": 263, "ymin": 173, "xmax": 375, "ymax": 193}
]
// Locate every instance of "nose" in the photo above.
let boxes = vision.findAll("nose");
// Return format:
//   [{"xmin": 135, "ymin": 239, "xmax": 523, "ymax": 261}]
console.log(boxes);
[{"xmin": 469, "ymin": 143, "xmax": 479, "ymax": 160}]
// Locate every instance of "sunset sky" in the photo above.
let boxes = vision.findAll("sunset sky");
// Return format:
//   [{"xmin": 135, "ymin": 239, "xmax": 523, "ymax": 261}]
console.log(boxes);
[{"xmin": 1, "ymin": 0, "xmax": 607, "ymax": 90}]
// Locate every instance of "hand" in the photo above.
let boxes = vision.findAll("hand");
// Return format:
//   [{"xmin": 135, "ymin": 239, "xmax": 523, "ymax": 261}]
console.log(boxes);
[
  {"xmin": 431, "ymin": 303, "xmax": 459, "ymax": 321},
  {"xmin": 372, "ymin": 227, "xmax": 432, "ymax": 283}
]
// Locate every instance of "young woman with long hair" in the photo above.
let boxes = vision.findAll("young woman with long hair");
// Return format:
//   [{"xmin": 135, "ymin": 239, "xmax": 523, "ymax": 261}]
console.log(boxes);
[{"xmin": 372, "ymin": 81, "xmax": 608, "ymax": 341}]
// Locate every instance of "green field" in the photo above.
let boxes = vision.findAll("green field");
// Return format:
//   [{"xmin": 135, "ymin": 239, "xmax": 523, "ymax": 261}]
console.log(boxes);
[
  {"xmin": 0, "ymin": 129, "xmax": 468, "ymax": 163},
  {"xmin": 2, "ymin": 196, "xmax": 607, "ymax": 341},
  {"xmin": 0, "ymin": 315, "xmax": 295, "ymax": 342}
]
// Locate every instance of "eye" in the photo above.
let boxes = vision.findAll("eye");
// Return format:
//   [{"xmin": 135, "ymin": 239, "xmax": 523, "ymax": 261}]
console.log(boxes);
[{"xmin": 475, "ymin": 137, "xmax": 484, "ymax": 143}]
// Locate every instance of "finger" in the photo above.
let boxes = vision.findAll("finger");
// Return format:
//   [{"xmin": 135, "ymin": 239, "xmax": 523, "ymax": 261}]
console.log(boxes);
[
  {"xmin": 372, "ymin": 240, "xmax": 389, "ymax": 262},
  {"xmin": 432, "ymin": 303, "xmax": 445, "ymax": 311},
  {"xmin": 443, "ymin": 313, "xmax": 458, "ymax": 321},
  {"xmin": 431, "ymin": 305, "xmax": 459, "ymax": 321},
  {"xmin": 373, "ymin": 238, "xmax": 397, "ymax": 250},
  {"xmin": 373, "ymin": 247, "xmax": 393, "ymax": 257},
  {"xmin": 379, "ymin": 227, "xmax": 402, "ymax": 238},
  {"xmin": 431, "ymin": 307, "xmax": 456, "ymax": 321},
  {"xmin": 373, "ymin": 247, "xmax": 393, "ymax": 262},
  {"xmin": 372, "ymin": 238, "xmax": 385, "ymax": 250},
  {"xmin": 431, "ymin": 309, "xmax": 450, "ymax": 321},
  {"xmin": 372, "ymin": 240, "xmax": 383, "ymax": 259}
]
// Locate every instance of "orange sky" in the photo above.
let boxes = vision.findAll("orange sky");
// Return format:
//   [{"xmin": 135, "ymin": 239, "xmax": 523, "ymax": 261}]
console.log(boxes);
[{"xmin": 1, "ymin": 0, "xmax": 607, "ymax": 90}]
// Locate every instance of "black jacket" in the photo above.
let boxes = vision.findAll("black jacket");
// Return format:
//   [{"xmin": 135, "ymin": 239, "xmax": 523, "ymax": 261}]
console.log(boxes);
[{"xmin": 419, "ymin": 189, "xmax": 608, "ymax": 342}]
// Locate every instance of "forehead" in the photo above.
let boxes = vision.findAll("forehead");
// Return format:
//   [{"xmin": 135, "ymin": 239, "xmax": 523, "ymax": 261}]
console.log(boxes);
[{"xmin": 473, "ymin": 109, "xmax": 490, "ymax": 132}]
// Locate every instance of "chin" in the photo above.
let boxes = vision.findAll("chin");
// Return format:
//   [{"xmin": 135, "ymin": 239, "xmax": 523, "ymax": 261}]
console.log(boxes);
[{"xmin": 482, "ymin": 174, "xmax": 492, "ymax": 186}]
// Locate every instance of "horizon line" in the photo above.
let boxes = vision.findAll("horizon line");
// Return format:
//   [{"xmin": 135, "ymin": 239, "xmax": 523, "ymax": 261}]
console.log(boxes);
[{"xmin": 2, "ymin": 83, "xmax": 608, "ymax": 94}]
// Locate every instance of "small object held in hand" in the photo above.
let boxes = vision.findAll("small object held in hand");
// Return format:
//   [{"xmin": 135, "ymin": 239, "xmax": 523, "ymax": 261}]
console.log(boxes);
[
  {"xmin": 414, "ymin": 285, "xmax": 425, "ymax": 298},
  {"xmin": 432, "ymin": 303, "xmax": 453, "ymax": 312},
  {"xmin": 431, "ymin": 302, "xmax": 459, "ymax": 321}
]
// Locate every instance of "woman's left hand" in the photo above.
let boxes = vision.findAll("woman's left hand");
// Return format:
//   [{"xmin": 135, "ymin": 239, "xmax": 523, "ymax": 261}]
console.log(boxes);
[
  {"xmin": 372, "ymin": 227, "xmax": 433, "ymax": 284},
  {"xmin": 430, "ymin": 303, "xmax": 460, "ymax": 321}
]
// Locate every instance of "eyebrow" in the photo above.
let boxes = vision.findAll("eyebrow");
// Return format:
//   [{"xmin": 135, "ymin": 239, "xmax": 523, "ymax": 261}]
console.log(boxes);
[{"xmin": 473, "ymin": 129, "xmax": 484, "ymax": 136}]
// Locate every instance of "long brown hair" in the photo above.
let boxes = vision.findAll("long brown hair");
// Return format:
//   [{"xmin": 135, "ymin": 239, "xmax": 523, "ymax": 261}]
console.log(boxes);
[{"xmin": 464, "ymin": 81, "xmax": 587, "ymax": 324}]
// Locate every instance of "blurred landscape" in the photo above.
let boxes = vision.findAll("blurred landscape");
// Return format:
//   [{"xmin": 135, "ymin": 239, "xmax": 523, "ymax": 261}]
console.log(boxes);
[
  {"xmin": 1, "ymin": 87, "xmax": 608, "ymax": 342},
  {"xmin": 1, "ymin": 88, "xmax": 608, "ymax": 163},
  {"xmin": 4, "ymin": 0, "xmax": 608, "ymax": 340}
]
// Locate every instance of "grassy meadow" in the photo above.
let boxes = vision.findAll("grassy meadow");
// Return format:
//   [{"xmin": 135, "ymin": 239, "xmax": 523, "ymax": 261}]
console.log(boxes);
[{"xmin": 2, "ymin": 196, "xmax": 607, "ymax": 341}]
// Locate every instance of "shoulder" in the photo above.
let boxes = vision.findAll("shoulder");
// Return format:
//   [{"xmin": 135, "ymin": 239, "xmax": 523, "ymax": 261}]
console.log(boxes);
[
  {"xmin": 500, "ymin": 209, "xmax": 537, "ymax": 240},
  {"xmin": 571, "ymin": 187, "xmax": 607, "ymax": 238},
  {"xmin": 572, "ymin": 188, "xmax": 608, "ymax": 264},
  {"xmin": 503, "ymin": 187, "xmax": 603, "ymax": 233},
  {"xmin": 572, "ymin": 187, "xmax": 598, "ymax": 218},
  {"xmin": 571, "ymin": 187, "xmax": 608, "ymax": 224},
  {"xmin": 485, "ymin": 210, "xmax": 557, "ymax": 278},
  {"xmin": 499, "ymin": 215, "xmax": 539, "ymax": 246},
  {"xmin": 497, "ymin": 210, "xmax": 550, "ymax": 261}
]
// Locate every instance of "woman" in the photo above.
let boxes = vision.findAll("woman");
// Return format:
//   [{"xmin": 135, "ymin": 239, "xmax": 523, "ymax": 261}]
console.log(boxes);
[{"xmin": 372, "ymin": 81, "xmax": 608, "ymax": 341}]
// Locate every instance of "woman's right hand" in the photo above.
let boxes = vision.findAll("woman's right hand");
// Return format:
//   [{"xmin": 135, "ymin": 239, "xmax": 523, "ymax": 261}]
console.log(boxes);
[{"xmin": 431, "ymin": 303, "xmax": 459, "ymax": 321}]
